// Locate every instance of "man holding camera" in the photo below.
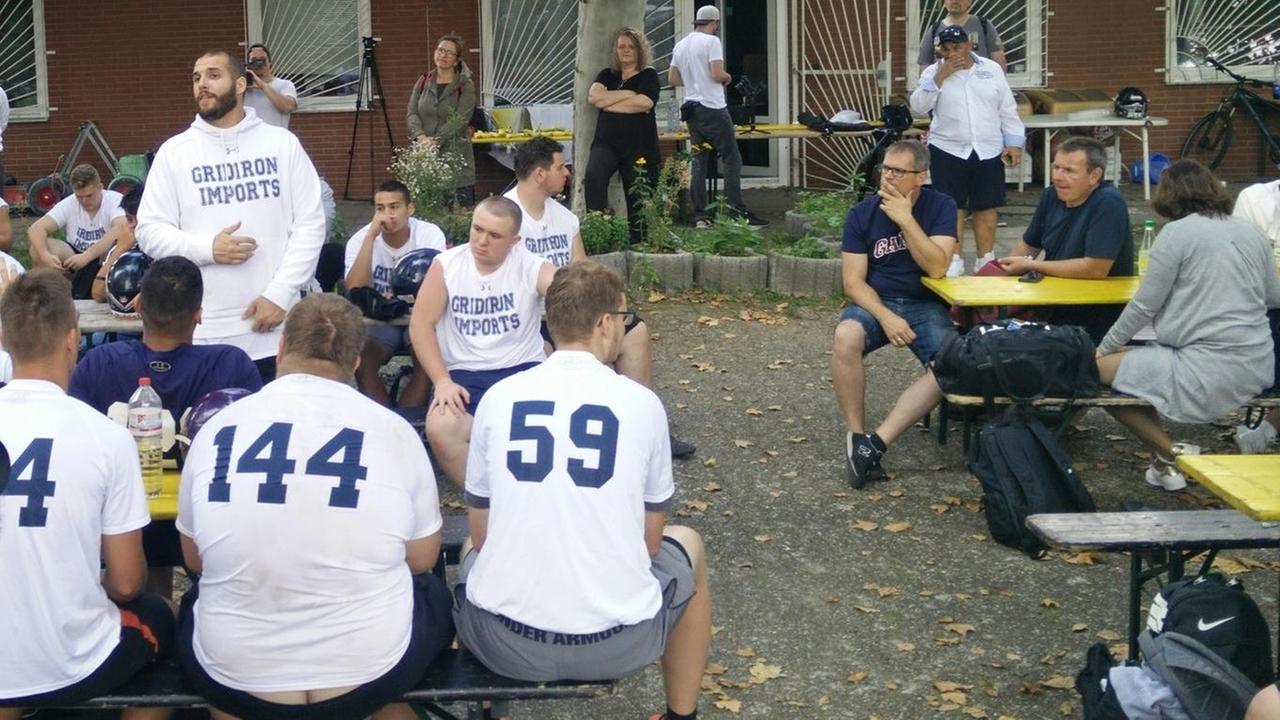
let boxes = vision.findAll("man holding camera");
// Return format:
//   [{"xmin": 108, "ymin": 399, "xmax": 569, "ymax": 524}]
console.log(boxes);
[{"xmin": 244, "ymin": 43, "xmax": 298, "ymax": 130}]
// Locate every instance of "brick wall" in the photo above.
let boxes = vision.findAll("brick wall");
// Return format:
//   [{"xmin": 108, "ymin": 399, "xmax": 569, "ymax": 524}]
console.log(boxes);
[
  {"xmin": 891, "ymin": 1, "xmax": 1273, "ymax": 182},
  {"xmin": 5, "ymin": 0, "xmax": 515, "ymax": 204}
]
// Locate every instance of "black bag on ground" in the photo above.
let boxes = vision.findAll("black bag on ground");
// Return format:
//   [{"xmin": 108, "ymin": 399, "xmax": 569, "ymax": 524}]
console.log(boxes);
[
  {"xmin": 1075, "ymin": 642, "xmax": 1128, "ymax": 720},
  {"xmin": 932, "ymin": 320, "xmax": 1102, "ymax": 401},
  {"xmin": 968, "ymin": 406, "xmax": 1095, "ymax": 557},
  {"xmin": 1146, "ymin": 573, "xmax": 1274, "ymax": 689}
]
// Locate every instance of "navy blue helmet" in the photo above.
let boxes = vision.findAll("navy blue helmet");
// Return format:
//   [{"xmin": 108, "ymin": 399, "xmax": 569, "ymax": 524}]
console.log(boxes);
[
  {"xmin": 106, "ymin": 249, "xmax": 153, "ymax": 315},
  {"xmin": 390, "ymin": 248, "xmax": 440, "ymax": 298}
]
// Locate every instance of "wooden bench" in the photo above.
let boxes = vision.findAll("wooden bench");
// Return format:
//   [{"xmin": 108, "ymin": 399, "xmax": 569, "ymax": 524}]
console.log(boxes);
[
  {"xmin": 44, "ymin": 649, "xmax": 613, "ymax": 719},
  {"xmin": 936, "ymin": 392, "xmax": 1280, "ymax": 451},
  {"xmin": 1026, "ymin": 510, "xmax": 1280, "ymax": 661}
]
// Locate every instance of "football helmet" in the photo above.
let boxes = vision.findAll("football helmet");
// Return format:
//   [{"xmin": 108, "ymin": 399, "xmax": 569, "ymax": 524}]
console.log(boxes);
[
  {"xmin": 1114, "ymin": 87, "xmax": 1148, "ymax": 120},
  {"xmin": 182, "ymin": 388, "xmax": 254, "ymax": 442},
  {"xmin": 390, "ymin": 248, "xmax": 441, "ymax": 299},
  {"xmin": 106, "ymin": 249, "xmax": 152, "ymax": 315}
]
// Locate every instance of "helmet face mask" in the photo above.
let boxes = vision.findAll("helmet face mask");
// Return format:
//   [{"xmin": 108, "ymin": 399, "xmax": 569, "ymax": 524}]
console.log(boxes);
[
  {"xmin": 1114, "ymin": 87, "xmax": 1148, "ymax": 120},
  {"xmin": 106, "ymin": 250, "xmax": 153, "ymax": 316}
]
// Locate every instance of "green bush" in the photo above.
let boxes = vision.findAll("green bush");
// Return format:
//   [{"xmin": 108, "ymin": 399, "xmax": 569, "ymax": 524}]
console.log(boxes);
[
  {"xmin": 781, "ymin": 235, "xmax": 835, "ymax": 259},
  {"xmin": 581, "ymin": 210, "xmax": 629, "ymax": 255},
  {"xmin": 684, "ymin": 211, "xmax": 759, "ymax": 257},
  {"xmin": 794, "ymin": 190, "xmax": 855, "ymax": 233}
]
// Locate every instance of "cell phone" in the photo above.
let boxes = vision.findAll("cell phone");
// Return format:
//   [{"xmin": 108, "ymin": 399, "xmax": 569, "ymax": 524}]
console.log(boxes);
[{"xmin": 1018, "ymin": 271, "xmax": 1044, "ymax": 283}]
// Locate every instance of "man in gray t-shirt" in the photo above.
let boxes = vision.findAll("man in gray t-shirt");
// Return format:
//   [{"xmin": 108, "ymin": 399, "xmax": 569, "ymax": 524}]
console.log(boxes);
[{"xmin": 917, "ymin": 0, "xmax": 1006, "ymax": 73}]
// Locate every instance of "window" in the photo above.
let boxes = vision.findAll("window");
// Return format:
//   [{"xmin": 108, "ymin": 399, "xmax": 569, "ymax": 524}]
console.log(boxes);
[
  {"xmin": 480, "ymin": 0, "xmax": 677, "ymax": 107},
  {"xmin": 907, "ymin": 0, "xmax": 1047, "ymax": 89},
  {"xmin": 244, "ymin": 0, "xmax": 371, "ymax": 112},
  {"xmin": 0, "ymin": 0, "xmax": 49, "ymax": 122},
  {"xmin": 1165, "ymin": 0, "xmax": 1280, "ymax": 84}
]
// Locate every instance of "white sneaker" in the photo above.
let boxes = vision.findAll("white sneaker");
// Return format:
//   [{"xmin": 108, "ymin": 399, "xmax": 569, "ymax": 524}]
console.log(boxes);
[
  {"xmin": 1144, "ymin": 463, "xmax": 1188, "ymax": 492},
  {"xmin": 973, "ymin": 252, "xmax": 996, "ymax": 273},
  {"xmin": 1234, "ymin": 421, "xmax": 1277, "ymax": 454},
  {"xmin": 946, "ymin": 255, "xmax": 965, "ymax": 278}
]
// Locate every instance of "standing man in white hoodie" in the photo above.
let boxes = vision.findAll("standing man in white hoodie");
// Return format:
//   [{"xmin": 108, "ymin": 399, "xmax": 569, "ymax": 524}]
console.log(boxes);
[{"xmin": 136, "ymin": 50, "xmax": 326, "ymax": 381}]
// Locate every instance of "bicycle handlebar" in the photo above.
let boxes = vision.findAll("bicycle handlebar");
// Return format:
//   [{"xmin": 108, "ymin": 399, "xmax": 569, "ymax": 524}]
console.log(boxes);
[{"xmin": 1204, "ymin": 55, "xmax": 1271, "ymax": 89}]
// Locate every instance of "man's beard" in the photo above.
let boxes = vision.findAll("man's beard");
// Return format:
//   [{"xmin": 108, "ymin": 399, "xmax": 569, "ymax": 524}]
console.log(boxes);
[{"xmin": 197, "ymin": 88, "xmax": 238, "ymax": 122}]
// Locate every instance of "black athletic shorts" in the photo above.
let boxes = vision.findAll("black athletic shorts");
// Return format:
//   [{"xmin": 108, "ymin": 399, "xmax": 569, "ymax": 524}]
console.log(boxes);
[
  {"xmin": 0, "ymin": 593, "xmax": 174, "ymax": 707},
  {"xmin": 178, "ymin": 572, "xmax": 453, "ymax": 720},
  {"xmin": 929, "ymin": 146, "xmax": 1007, "ymax": 212}
]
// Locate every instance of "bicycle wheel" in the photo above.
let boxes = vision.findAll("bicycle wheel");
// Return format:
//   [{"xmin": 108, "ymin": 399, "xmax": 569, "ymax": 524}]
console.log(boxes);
[{"xmin": 1181, "ymin": 110, "xmax": 1233, "ymax": 170}]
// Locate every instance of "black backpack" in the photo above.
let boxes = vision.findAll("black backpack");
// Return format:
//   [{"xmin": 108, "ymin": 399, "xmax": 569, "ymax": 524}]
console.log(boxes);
[
  {"xmin": 1147, "ymin": 573, "xmax": 1274, "ymax": 689},
  {"xmin": 933, "ymin": 321, "xmax": 1102, "ymax": 403},
  {"xmin": 968, "ymin": 406, "xmax": 1095, "ymax": 557}
]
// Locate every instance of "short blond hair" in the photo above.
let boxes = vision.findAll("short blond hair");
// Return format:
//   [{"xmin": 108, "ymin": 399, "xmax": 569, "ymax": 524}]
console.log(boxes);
[
  {"xmin": 545, "ymin": 261, "xmax": 625, "ymax": 346},
  {"xmin": 69, "ymin": 164, "xmax": 100, "ymax": 190},
  {"xmin": 280, "ymin": 294, "xmax": 365, "ymax": 371},
  {"xmin": 0, "ymin": 269, "xmax": 76, "ymax": 362}
]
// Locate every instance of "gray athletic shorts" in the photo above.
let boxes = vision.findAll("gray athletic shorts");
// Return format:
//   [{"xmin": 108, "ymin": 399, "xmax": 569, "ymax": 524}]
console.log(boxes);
[
  {"xmin": 366, "ymin": 324, "xmax": 409, "ymax": 354},
  {"xmin": 453, "ymin": 537, "xmax": 695, "ymax": 682}
]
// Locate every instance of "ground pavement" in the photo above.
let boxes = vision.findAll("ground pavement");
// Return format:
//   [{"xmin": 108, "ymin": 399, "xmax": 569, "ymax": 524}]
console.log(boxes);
[{"xmin": 514, "ymin": 288, "xmax": 1271, "ymax": 719}]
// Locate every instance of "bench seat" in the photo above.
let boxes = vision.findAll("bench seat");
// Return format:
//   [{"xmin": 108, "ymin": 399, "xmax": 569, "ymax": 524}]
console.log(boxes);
[{"xmin": 1026, "ymin": 510, "xmax": 1280, "ymax": 661}]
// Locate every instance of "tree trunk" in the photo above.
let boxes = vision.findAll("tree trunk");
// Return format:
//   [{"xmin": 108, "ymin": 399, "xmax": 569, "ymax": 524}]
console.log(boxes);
[{"xmin": 572, "ymin": 0, "xmax": 643, "ymax": 214}]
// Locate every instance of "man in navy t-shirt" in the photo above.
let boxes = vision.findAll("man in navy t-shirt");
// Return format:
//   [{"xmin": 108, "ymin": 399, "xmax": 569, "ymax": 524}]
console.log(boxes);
[
  {"xmin": 70, "ymin": 256, "xmax": 262, "ymax": 420},
  {"xmin": 997, "ymin": 136, "xmax": 1133, "ymax": 343},
  {"xmin": 832, "ymin": 140, "xmax": 958, "ymax": 489}
]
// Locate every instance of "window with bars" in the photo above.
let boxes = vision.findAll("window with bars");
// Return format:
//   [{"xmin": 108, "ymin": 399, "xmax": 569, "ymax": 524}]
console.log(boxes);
[
  {"xmin": 244, "ymin": 0, "xmax": 371, "ymax": 112},
  {"xmin": 906, "ymin": 0, "xmax": 1047, "ymax": 89},
  {"xmin": 480, "ymin": 0, "xmax": 677, "ymax": 108},
  {"xmin": 1165, "ymin": 0, "xmax": 1280, "ymax": 84},
  {"xmin": 0, "ymin": 0, "xmax": 47, "ymax": 122}
]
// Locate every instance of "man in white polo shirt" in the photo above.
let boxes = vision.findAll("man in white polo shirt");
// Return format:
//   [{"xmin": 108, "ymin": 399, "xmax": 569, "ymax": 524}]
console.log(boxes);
[
  {"xmin": 409, "ymin": 196, "xmax": 556, "ymax": 487},
  {"xmin": 345, "ymin": 179, "xmax": 448, "ymax": 406},
  {"xmin": 909, "ymin": 24, "xmax": 1024, "ymax": 277},
  {"xmin": 503, "ymin": 136, "xmax": 696, "ymax": 458},
  {"xmin": 27, "ymin": 164, "xmax": 127, "ymax": 298},
  {"xmin": 670, "ymin": 5, "xmax": 765, "ymax": 228},
  {"xmin": 0, "ymin": 269, "xmax": 173, "ymax": 718},
  {"xmin": 176, "ymin": 293, "xmax": 450, "ymax": 720},
  {"xmin": 456, "ymin": 261, "xmax": 711, "ymax": 720}
]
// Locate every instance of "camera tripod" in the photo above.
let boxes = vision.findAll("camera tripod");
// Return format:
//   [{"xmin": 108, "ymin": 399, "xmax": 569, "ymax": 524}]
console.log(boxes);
[
  {"xmin": 344, "ymin": 35, "xmax": 395, "ymax": 200},
  {"xmin": 733, "ymin": 75, "xmax": 768, "ymax": 134}
]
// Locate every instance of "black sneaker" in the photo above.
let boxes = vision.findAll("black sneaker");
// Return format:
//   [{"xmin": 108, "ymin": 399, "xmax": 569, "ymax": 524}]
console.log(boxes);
[
  {"xmin": 845, "ymin": 431, "xmax": 884, "ymax": 490},
  {"xmin": 670, "ymin": 434, "xmax": 696, "ymax": 459},
  {"xmin": 742, "ymin": 210, "xmax": 769, "ymax": 227}
]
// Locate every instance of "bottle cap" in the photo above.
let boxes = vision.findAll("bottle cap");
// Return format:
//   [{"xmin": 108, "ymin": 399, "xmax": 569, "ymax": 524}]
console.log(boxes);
[
  {"xmin": 1143, "ymin": 220, "xmax": 1155, "ymax": 228},
  {"xmin": 139, "ymin": 377, "xmax": 151, "ymax": 386}
]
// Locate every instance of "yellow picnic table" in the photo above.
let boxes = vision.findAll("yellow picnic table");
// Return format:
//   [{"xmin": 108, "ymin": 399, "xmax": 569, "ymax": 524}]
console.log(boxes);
[
  {"xmin": 147, "ymin": 469, "xmax": 180, "ymax": 521},
  {"xmin": 921, "ymin": 275, "xmax": 1139, "ymax": 308},
  {"xmin": 1177, "ymin": 454, "xmax": 1280, "ymax": 522}
]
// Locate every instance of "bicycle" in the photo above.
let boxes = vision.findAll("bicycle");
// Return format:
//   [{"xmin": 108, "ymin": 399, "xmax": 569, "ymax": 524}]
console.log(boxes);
[{"xmin": 1180, "ymin": 55, "xmax": 1280, "ymax": 172}]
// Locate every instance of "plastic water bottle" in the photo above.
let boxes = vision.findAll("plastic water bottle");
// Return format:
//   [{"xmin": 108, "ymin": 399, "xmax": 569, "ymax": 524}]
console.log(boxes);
[
  {"xmin": 128, "ymin": 377, "xmax": 164, "ymax": 497},
  {"xmin": 1137, "ymin": 220, "xmax": 1155, "ymax": 275}
]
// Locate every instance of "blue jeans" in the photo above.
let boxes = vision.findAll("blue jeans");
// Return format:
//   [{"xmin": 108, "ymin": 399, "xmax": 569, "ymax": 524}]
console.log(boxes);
[
  {"xmin": 687, "ymin": 105, "xmax": 743, "ymax": 216},
  {"xmin": 840, "ymin": 298, "xmax": 956, "ymax": 365}
]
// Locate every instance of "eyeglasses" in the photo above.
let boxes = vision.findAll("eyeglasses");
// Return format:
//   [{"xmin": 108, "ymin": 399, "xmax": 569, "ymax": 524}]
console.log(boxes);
[
  {"xmin": 879, "ymin": 164, "xmax": 925, "ymax": 178},
  {"xmin": 435, "ymin": 47, "xmax": 458, "ymax": 57},
  {"xmin": 607, "ymin": 310, "xmax": 637, "ymax": 325}
]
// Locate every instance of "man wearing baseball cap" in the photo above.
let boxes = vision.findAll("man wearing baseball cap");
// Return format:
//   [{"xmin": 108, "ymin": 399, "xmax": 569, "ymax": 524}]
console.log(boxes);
[
  {"xmin": 669, "ymin": 5, "xmax": 767, "ymax": 229},
  {"xmin": 909, "ymin": 25, "xmax": 1024, "ymax": 277}
]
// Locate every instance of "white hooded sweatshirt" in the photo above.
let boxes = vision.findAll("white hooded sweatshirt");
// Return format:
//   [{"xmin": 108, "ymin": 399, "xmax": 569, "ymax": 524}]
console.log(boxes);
[{"xmin": 136, "ymin": 108, "xmax": 325, "ymax": 358}]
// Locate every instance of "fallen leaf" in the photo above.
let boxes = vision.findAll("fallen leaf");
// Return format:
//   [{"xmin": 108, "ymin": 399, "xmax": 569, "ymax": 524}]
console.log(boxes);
[
  {"xmin": 714, "ymin": 696, "xmax": 742, "ymax": 713},
  {"xmin": 1021, "ymin": 681, "xmax": 1042, "ymax": 695},
  {"xmin": 706, "ymin": 662, "xmax": 727, "ymax": 675},
  {"xmin": 684, "ymin": 499, "xmax": 709, "ymax": 513},
  {"xmin": 884, "ymin": 521, "xmax": 912, "ymax": 533},
  {"xmin": 703, "ymin": 457, "xmax": 719, "ymax": 468},
  {"xmin": 734, "ymin": 647, "xmax": 755, "ymax": 657},
  {"xmin": 944, "ymin": 622, "xmax": 976, "ymax": 637},
  {"xmin": 1096, "ymin": 630, "xmax": 1122, "ymax": 642},
  {"xmin": 847, "ymin": 671, "xmax": 868, "ymax": 684},
  {"xmin": 852, "ymin": 520, "xmax": 879, "ymax": 532},
  {"xmin": 941, "ymin": 691, "xmax": 968, "ymax": 705},
  {"xmin": 647, "ymin": 291, "xmax": 666, "ymax": 302},
  {"xmin": 703, "ymin": 481, "xmax": 722, "ymax": 492},
  {"xmin": 888, "ymin": 489, "xmax": 905, "ymax": 497},
  {"xmin": 745, "ymin": 407, "xmax": 764, "ymax": 417},
  {"xmin": 753, "ymin": 534, "xmax": 771, "ymax": 543},
  {"xmin": 767, "ymin": 404, "xmax": 783, "ymax": 411},
  {"xmin": 930, "ymin": 503, "xmax": 951, "ymax": 514},
  {"xmin": 1064, "ymin": 552, "xmax": 1102, "ymax": 566},
  {"xmin": 896, "ymin": 642, "xmax": 915, "ymax": 652},
  {"xmin": 1041, "ymin": 598, "xmax": 1059, "ymax": 608},
  {"xmin": 748, "ymin": 662, "xmax": 783, "ymax": 683},
  {"xmin": 732, "ymin": 439, "xmax": 754, "ymax": 449},
  {"xmin": 824, "ymin": 595, "xmax": 840, "ymax": 604},
  {"xmin": 877, "ymin": 586, "xmax": 900, "ymax": 598},
  {"xmin": 934, "ymin": 681, "xmax": 973, "ymax": 692},
  {"xmin": 1040, "ymin": 675, "xmax": 1075, "ymax": 690},
  {"xmin": 1071, "ymin": 623, "xmax": 1089, "ymax": 633},
  {"xmin": 928, "ymin": 463, "xmax": 946, "ymax": 471},
  {"xmin": 854, "ymin": 604, "xmax": 879, "ymax": 614}
]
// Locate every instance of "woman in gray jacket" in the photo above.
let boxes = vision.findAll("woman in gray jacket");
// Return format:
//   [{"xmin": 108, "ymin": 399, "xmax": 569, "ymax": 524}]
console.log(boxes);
[
  {"xmin": 1096, "ymin": 159, "xmax": 1280, "ymax": 491},
  {"xmin": 407, "ymin": 33, "xmax": 477, "ymax": 206}
]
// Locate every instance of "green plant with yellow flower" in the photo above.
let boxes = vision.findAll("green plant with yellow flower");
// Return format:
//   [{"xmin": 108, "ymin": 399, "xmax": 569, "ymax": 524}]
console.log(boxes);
[{"xmin": 629, "ymin": 151, "xmax": 692, "ymax": 253}]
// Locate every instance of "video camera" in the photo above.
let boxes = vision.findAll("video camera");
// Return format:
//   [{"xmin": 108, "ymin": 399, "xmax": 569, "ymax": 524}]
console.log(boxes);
[{"xmin": 245, "ymin": 57, "xmax": 266, "ymax": 84}]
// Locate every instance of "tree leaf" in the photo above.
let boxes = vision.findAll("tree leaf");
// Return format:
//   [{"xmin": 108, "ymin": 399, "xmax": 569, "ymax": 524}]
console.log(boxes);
[
  {"xmin": 884, "ymin": 521, "xmax": 912, "ymax": 533},
  {"xmin": 848, "ymin": 670, "xmax": 868, "ymax": 684},
  {"xmin": 714, "ymin": 696, "xmax": 742, "ymax": 713}
]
